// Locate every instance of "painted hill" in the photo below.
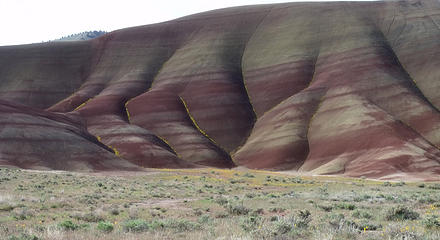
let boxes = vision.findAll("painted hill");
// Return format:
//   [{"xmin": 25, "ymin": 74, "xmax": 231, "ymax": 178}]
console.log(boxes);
[{"xmin": 1, "ymin": 0, "xmax": 440, "ymax": 180}]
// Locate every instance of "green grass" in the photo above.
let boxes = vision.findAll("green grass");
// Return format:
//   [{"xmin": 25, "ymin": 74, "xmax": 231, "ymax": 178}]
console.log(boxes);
[{"xmin": 0, "ymin": 167, "xmax": 440, "ymax": 239}]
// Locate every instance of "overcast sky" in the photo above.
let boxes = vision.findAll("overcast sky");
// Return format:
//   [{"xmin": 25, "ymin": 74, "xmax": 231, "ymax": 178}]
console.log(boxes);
[{"xmin": 0, "ymin": 0, "xmax": 375, "ymax": 46}]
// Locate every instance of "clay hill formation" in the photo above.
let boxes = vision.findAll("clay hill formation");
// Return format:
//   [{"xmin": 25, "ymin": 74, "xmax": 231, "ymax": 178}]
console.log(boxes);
[{"xmin": 1, "ymin": 0, "xmax": 440, "ymax": 180}]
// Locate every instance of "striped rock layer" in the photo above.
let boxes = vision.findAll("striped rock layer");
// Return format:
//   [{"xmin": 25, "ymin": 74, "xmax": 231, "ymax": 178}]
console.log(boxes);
[{"xmin": 1, "ymin": 0, "xmax": 440, "ymax": 179}]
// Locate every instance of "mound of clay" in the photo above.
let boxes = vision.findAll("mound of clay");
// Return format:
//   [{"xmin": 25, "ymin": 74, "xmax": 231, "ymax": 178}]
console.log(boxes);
[{"xmin": 1, "ymin": 0, "xmax": 440, "ymax": 179}]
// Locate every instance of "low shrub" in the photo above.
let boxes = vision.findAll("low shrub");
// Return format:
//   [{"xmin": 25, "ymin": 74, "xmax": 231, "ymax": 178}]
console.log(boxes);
[
  {"xmin": 355, "ymin": 220, "xmax": 381, "ymax": 231},
  {"xmin": 318, "ymin": 205, "xmax": 333, "ymax": 212},
  {"xmin": 422, "ymin": 215, "xmax": 440, "ymax": 229},
  {"xmin": 73, "ymin": 212, "xmax": 104, "ymax": 222},
  {"xmin": 198, "ymin": 214, "xmax": 211, "ymax": 224},
  {"xmin": 326, "ymin": 213, "xmax": 347, "ymax": 229},
  {"xmin": 383, "ymin": 182, "xmax": 392, "ymax": 187},
  {"xmin": 296, "ymin": 210, "xmax": 312, "ymax": 228},
  {"xmin": 243, "ymin": 173, "xmax": 255, "ymax": 178},
  {"xmin": 269, "ymin": 210, "xmax": 312, "ymax": 236},
  {"xmin": 252, "ymin": 208, "xmax": 264, "ymax": 216},
  {"xmin": 215, "ymin": 212, "xmax": 229, "ymax": 218},
  {"xmin": 240, "ymin": 216, "xmax": 263, "ymax": 232},
  {"xmin": 428, "ymin": 184, "xmax": 440, "ymax": 190},
  {"xmin": 352, "ymin": 210, "xmax": 373, "ymax": 219},
  {"xmin": 385, "ymin": 206, "xmax": 419, "ymax": 221},
  {"xmin": 418, "ymin": 197, "xmax": 436, "ymax": 204},
  {"xmin": 335, "ymin": 203, "xmax": 356, "ymax": 210},
  {"xmin": 8, "ymin": 234, "xmax": 39, "ymax": 240},
  {"xmin": 269, "ymin": 207, "xmax": 285, "ymax": 213},
  {"xmin": 150, "ymin": 219, "xmax": 201, "ymax": 232},
  {"xmin": 272, "ymin": 218, "xmax": 293, "ymax": 235},
  {"xmin": 226, "ymin": 203, "xmax": 250, "ymax": 215},
  {"xmin": 97, "ymin": 221, "xmax": 114, "ymax": 233},
  {"xmin": 245, "ymin": 193, "xmax": 255, "ymax": 199},
  {"xmin": 0, "ymin": 203, "xmax": 14, "ymax": 212},
  {"xmin": 290, "ymin": 177, "xmax": 306, "ymax": 184},
  {"xmin": 11, "ymin": 208, "xmax": 33, "ymax": 220},
  {"xmin": 123, "ymin": 219, "xmax": 149, "ymax": 232},
  {"xmin": 215, "ymin": 197, "xmax": 228, "ymax": 206},
  {"xmin": 58, "ymin": 220, "xmax": 79, "ymax": 231},
  {"xmin": 110, "ymin": 208, "xmax": 119, "ymax": 216},
  {"xmin": 394, "ymin": 181, "xmax": 406, "ymax": 187}
]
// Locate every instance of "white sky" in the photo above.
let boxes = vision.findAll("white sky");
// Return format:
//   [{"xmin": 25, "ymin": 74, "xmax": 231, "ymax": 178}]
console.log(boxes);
[{"xmin": 0, "ymin": 0, "xmax": 375, "ymax": 46}]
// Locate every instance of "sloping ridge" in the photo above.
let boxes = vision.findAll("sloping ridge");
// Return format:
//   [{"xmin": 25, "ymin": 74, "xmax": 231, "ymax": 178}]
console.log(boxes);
[{"xmin": 1, "ymin": 0, "xmax": 440, "ymax": 180}]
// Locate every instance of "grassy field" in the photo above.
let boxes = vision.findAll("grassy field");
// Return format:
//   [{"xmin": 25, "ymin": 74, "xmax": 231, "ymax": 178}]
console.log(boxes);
[{"xmin": 1, "ymin": 168, "xmax": 440, "ymax": 240}]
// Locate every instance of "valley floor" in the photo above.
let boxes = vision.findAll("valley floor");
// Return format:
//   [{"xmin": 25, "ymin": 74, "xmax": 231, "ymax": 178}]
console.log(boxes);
[{"xmin": 1, "ymin": 168, "xmax": 440, "ymax": 239}]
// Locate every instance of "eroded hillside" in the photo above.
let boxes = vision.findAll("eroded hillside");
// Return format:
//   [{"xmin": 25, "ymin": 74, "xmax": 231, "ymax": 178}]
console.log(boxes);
[{"xmin": 1, "ymin": 0, "xmax": 440, "ymax": 180}]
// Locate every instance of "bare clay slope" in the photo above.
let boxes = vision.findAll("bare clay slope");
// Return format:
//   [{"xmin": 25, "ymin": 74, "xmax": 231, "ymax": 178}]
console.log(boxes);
[{"xmin": 1, "ymin": 0, "xmax": 440, "ymax": 179}]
